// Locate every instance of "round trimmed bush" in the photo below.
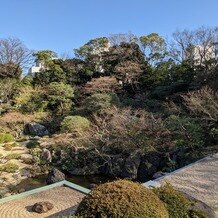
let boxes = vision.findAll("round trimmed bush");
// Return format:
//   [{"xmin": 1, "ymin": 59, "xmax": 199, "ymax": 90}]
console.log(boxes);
[
  {"xmin": 75, "ymin": 179, "xmax": 169, "ymax": 218},
  {"xmin": 154, "ymin": 183, "xmax": 191, "ymax": 218},
  {"xmin": 61, "ymin": 116, "xmax": 90, "ymax": 133}
]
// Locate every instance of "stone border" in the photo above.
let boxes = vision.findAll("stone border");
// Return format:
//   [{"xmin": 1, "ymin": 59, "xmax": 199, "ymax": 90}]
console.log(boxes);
[{"xmin": 0, "ymin": 180, "xmax": 90, "ymax": 204}]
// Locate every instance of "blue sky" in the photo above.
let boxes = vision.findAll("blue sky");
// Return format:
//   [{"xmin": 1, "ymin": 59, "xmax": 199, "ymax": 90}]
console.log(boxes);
[{"xmin": 0, "ymin": 0, "xmax": 217, "ymax": 56}]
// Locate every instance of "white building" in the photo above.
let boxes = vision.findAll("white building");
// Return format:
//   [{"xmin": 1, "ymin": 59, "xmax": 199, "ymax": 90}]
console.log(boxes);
[
  {"xmin": 28, "ymin": 61, "xmax": 45, "ymax": 75},
  {"xmin": 187, "ymin": 42, "xmax": 218, "ymax": 66}
]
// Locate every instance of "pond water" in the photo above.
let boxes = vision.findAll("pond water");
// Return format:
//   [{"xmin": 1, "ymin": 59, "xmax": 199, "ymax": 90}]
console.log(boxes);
[{"xmin": 16, "ymin": 174, "xmax": 113, "ymax": 192}]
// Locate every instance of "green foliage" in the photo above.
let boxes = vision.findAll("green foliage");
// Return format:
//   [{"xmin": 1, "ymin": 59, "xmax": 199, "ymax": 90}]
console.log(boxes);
[
  {"xmin": 0, "ymin": 133, "xmax": 14, "ymax": 143},
  {"xmin": 15, "ymin": 86, "xmax": 47, "ymax": 113},
  {"xmin": 154, "ymin": 183, "xmax": 191, "ymax": 218},
  {"xmin": 76, "ymin": 179, "xmax": 169, "ymax": 218},
  {"xmin": 74, "ymin": 37, "xmax": 109, "ymax": 60},
  {"xmin": 210, "ymin": 128, "xmax": 218, "ymax": 141},
  {"xmin": 0, "ymin": 78, "xmax": 21, "ymax": 103},
  {"xmin": 26, "ymin": 140, "xmax": 40, "ymax": 149},
  {"xmin": 82, "ymin": 93, "xmax": 120, "ymax": 114},
  {"xmin": 0, "ymin": 163, "xmax": 19, "ymax": 173},
  {"xmin": 47, "ymin": 82, "xmax": 74, "ymax": 115},
  {"xmin": 61, "ymin": 116, "xmax": 90, "ymax": 134},
  {"xmin": 166, "ymin": 115, "xmax": 204, "ymax": 149},
  {"xmin": 6, "ymin": 153, "xmax": 21, "ymax": 160}
]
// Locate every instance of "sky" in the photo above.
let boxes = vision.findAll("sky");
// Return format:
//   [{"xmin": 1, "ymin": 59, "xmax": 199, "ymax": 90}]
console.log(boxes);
[{"xmin": 0, "ymin": 0, "xmax": 218, "ymax": 56}]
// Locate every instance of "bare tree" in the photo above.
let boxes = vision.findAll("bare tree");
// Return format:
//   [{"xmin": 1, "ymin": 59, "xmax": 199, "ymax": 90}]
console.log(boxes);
[
  {"xmin": 0, "ymin": 37, "xmax": 33, "ymax": 78},
  {"xmin": 169, "ymin": 26, "xmax": 218, "ymax": 67},
  {"xmin": 108, "ymin": 32, "xmax": 138, "ymax": 46}
]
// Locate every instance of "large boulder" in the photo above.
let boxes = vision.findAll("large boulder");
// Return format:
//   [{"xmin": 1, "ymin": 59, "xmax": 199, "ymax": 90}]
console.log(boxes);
[
  {"xmin": 137, "ymin": 151, "xmax": 165, "ymax": 182},
  {"xmin": 46, "ymin": 168, "xmax": 65, "ymax": 185},
  {"xmin": 24, "ymin": 122, "xmax": 49, "ymax": 137},
  {"xmin": 121, "ymin": 150, "xmax": 142, "ymax": 179},
  {"xmin": 32, "ymin": 201, "xmax": 54, "ymax": 213},
  {"xmin": 101, "ymin": 151, "xmax": 142, "ymax": 179}
]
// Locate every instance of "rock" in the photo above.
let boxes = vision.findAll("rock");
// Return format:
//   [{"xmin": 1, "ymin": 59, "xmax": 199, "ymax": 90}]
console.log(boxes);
[
  {"xmin": 18, "ymin": 188, "xmax": 25, "ymax": 193},
  {"xmin": 24, "ymin": 122, "xmax": 49, "ymax": 137},
  {"xmin": 32, "ymin": 201, "xmax": 54, "ymax": 213},
  {"xmin": 121, "ymin": 151, "xmax": 142, "ymax": 179},
  {"xmin": 89, "ymin": 183, "xmax": 97, "ymax": 189},
  {"xmin": 46, "ymin": 168, "xmax": 65, "ymax": 185},
  {"xmin": 137, "ymin": 152, "xmax": 165, "ymax": 182},
  {"xmin": 41, "ymin": 148, "xmax": 52, "ymax": 163},
  {"xmin": 152, "ymin": 171, "xmax": 168, "ymax": 179},
  {"xmin": 20, "ymin": 154, "xmax": 33, "ymax": 164}
]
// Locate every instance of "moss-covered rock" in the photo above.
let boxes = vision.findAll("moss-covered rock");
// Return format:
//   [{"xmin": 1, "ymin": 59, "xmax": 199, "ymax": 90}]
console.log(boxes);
[{"xmin": 76, "ymin": 179, "xmax": 169, "ymax": 218}]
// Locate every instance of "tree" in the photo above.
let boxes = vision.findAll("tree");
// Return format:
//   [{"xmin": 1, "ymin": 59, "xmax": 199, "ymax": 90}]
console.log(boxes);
[
  {"xmin": 74, "ymin": 37, "xmax": 109, "ymax": 60},
  {"xmin": 0, "ymin": 79, "xmax": 21, "ymax": 103},
  {"xmin": 169, "ymin": 26, "xmax": 218, "ymax": 69},
  {"xmin": 0, "ymin": 37, "xmax": 33, "ymax": 78},
  {"xmin": 33, "ymin": 50, "xmax": 66, "ymax": 86},
  {"xmin": 108, "ymin": 32, "xmax": 138, "ymax": 46},
  {"xmin": 102, "ymin": 42, "xmax": 146, "ymax": 90},
  {"xmin": 46, "ymin": 82, "xmax": 74, "ymax": 115},
  {"xmin": 139, "ymin": 33, "xmax": 166, "ymax": 64},
  {"xmin": 33, "ymin": 50, "xmax": 57, "ymax": 67}
]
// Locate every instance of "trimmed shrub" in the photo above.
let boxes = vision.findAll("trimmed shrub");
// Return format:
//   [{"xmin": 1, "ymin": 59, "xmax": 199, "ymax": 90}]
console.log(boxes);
[
  {"xmin": 154, "ymin": 183, "xmax": 191, "ymax": 218},
  {"xmin": 0, "ymin": 133, "xmax": 14, "ymax": 143},
  {"xmin": 61, "ymin": 116, "xmax": 90, "ymax": 134},
  {"xmin": 75, "ymin": 179, "xmax": 169, "ymax": 218},
  {"xmin": 0, "ymin": 163, "xmax": 19, "ymax": 173}
]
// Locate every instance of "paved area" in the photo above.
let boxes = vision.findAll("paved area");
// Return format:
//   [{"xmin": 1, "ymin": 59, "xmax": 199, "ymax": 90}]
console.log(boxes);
[
  {"xmin": 0, "ymin": 186, "xmax": 85, "ymax": 217},
  {"xmin": 156, "ymin": 153, "xmax": 218, "ymax": 212}
]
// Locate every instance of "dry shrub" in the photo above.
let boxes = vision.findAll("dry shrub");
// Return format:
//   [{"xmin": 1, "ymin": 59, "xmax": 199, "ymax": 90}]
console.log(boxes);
[
  {"xmin": 0, "ymin": 112, "xmax": 35, "ymax": 137},
  {"xmin": 91, "ymin": 107, "xmax": 174, "ymax": 153},
  {"xmin": 182, "ymin": 87, "xmax": 218, "ymax": 122},
  {"xmin": 81, "ymin": 76, "xmax": 121, "ymax": 96}
]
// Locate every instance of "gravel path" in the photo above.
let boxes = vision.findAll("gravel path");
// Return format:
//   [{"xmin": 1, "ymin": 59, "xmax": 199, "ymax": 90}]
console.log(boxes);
[
  {"xmin": 0, "ymin": 186, "xmax": 85, "ymax": 218},
  {"xmin": 157, "ymin": 153, "xmax": 218, "ymax": 211}
]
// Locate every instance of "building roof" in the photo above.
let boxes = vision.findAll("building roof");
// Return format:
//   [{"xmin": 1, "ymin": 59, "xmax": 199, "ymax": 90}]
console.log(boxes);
[{"xmin": 0, "ymin": 180, "xmax": 90, "ymax": 218}]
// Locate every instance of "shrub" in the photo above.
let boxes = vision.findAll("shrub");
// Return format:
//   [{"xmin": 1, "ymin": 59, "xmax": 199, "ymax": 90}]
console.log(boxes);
[
  {"xmin": 61, "ymin": 116, "xmax": 90, "ymax": 134},
  {"xmin": 0, "ymin": 163, "xmax": 19, "ymax": 173},
  {"xmin": 154, "ymin": 183, "xmax": 191, "ymax": 218},
  {"xmin": 75, "ymin": 179, "xmax": 169, "ymax": 218},
  {"xmin": 26, "ymin": 140, "xmax": 40, "ymax": 149},
  {"xmin": 6, "ymin": 153, "xmax": 21, "ymax": 160},
  {"xmin": 166, "ymin": 115, "xmax": 204, "ymax": 149},
  {"xmin": 82, "ymin": 93, "xmax": 120, "ymax": 114},
  {"xmin": 0, "ymin": 133, "xmax": 14, "ymax": 143},
  {"xmin": 182, "ymin": 87, "xmax": 218, "ymax": 123}
]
